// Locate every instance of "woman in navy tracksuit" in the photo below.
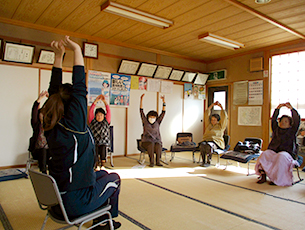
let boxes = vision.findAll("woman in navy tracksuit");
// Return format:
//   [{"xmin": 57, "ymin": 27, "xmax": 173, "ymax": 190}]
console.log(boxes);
[{"xmin": 41, "ymin": 36, "xmax": 121, "ymax": 229}]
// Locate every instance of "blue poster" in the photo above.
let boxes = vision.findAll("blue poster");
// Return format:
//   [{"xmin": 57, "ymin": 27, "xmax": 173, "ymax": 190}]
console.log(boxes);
[{"xmin": 110, "ymin": 73, "xmax": 131, "ymax": 106}]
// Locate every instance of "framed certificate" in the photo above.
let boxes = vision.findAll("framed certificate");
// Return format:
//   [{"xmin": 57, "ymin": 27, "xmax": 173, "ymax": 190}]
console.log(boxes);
[
  {"xmin": 37, "ymin": 49, "xmax": 55, "ymax": 64},
  {"xmin": 3, "ymin": 42, "xmax": 35, "ymax": 64},
  {"xmin": 83, "ymin": 42, "xmax": 98, "ymax": 59},
  {"xmin": 169, "ymin": 69, "xmax": 184, "ymax": 81},
  {"xmin": 181, "ymin": 72, "xmax": 196, "ymax": 82},
  {"xmin": 0, "ymin": 38, "xmax": 3, "ymax": 60},
  {"xmin": 137, "ymin": 63, "xmax": 157, "ymax": 77},
  {"xmin": 153, "ymin": 65, "xmax": 172, "ymax": 79},
  {"xmin": 118, "ymin": 60, "xmax": 140, "ymax": 74}
]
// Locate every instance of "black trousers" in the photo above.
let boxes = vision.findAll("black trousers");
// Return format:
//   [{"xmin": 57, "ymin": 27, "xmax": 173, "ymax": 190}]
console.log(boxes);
[
  {"xmin": 141, "ymin": 142, "xmax": 162, "ymax": 165},
  {"xmin": 95, "ymin": 144, "xmax": 107, "ymax": 166},
  {"xmin": 31, "ymin": 148, "xmax": 49, "ymax": 173}
]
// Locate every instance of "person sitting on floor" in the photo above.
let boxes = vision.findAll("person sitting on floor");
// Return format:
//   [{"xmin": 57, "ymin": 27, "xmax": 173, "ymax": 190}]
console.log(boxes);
[
  {"xmin": 255, "ymin": 102, "xmax": 303, "ymax": 186},
  {"xmin": 199, "ymin": 101, "xmax": 228, "ymax": 167},
  {"xmin": 89, "ymin": 94, "xmax": 111, "ymax": 169},
  {"xmin": 140, "ymin": 93, "xmax": 166, "ymax": 167}
]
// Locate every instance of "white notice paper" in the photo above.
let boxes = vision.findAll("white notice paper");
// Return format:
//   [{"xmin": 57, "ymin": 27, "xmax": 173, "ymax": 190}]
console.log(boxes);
[
  {"xmin": 238, "ymin": 106, "xmax": 262, "ymax": 126},
  {"xmin": 248, "ymin": 80, "xmax": 263, "ymax": 105},
  {"xmin": 233, "ymin": 81, "xmax": 248, "ymax": 105}
]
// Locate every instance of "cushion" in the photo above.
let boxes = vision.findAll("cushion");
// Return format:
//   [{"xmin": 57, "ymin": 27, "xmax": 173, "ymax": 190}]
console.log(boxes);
[
  {"xmin": 220, "ymin": 150, "xmax": 260, "ymax": 163},
  {"xmin": 177, "ymin": 136, "xmax": 192, "ymax": 144}
]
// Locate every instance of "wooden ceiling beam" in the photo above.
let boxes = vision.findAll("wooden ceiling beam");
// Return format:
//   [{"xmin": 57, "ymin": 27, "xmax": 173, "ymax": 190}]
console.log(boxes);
[
  {"xmin": 223, "ymin": 0, "xmax": 305, "ymax": 39},
  {"xmin": 0, "ymin": 16, "xmax": 206, "ymax": 63}
]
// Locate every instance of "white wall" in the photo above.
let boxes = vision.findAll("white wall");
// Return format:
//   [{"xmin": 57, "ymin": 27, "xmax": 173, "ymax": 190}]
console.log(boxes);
[
  {"xmin": 0, "ymin": 64, "xmax": 205, "ymax": 166},
  {"xmin": 0, "ymin": 65, "xmax": 39, "ymax": 167}
]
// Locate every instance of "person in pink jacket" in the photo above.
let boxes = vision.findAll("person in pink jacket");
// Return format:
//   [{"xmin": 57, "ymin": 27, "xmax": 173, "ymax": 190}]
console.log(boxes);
[{"xmin": 89, "ymin": 94, "xmax": 111, "ymax": 168}]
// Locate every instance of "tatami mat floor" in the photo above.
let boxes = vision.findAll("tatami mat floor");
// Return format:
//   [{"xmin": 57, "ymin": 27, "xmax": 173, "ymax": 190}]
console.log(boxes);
[{"xmin": 1, "ymin": 152, "xmax": 305, "ymax": 230}]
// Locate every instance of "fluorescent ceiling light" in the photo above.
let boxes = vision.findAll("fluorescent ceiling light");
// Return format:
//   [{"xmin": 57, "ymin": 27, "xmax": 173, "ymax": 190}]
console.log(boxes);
[
  {"xmin": 198, "ymin": 32, "xmax": 245, "ymax": 50},
  {"xmin": 101, "ymin": 1, "xmax": 173, "ymax": 29},
  {"xmin": 255, "ymin": 0, "xmax": 271, "ymax": 4}
]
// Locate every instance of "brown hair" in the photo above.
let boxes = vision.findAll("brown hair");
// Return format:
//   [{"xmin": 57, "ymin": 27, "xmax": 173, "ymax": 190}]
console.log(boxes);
[{"xmin": 41, "ymin": 84, "xmax": 73, "ymax": 131}]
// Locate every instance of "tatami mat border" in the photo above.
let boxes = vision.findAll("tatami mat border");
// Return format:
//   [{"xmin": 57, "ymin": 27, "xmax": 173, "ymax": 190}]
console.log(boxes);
[
  {"xmin": 136, "ymin": 178, "xmax": 281, "ymax": 230},
  {"xmin": 198, "ymin": 176, "xmax": 305, "ymax": 206},
  {"xmin": 119, "ymin": 211, "xmax": 151, "ymax": 230},
  {"xmin": 0, "ymin": 204, "xmax": 13, "ymax": 230}
]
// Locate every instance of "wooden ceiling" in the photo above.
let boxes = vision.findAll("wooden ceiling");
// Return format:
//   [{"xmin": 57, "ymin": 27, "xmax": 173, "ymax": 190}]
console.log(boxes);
[{"xmin": 1, "ymin": 0, "xmax": 305, "ymax": 62}]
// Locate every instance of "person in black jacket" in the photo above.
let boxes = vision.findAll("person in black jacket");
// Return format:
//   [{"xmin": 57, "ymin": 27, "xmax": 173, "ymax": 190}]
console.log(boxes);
[
  {"xmin": 41, "ymin": 36, "xmax": 121, "ymax": 230},
  {"xmin": 28, "ymin": 90, "xmax": 49, "ymax": 174}
]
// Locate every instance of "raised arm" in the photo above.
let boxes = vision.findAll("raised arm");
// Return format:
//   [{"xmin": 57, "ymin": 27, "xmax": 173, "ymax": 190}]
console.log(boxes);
[
  {"xmin": 140, "ymin": 93, "xmax": 144, "ymax": 109},
  {"xmin": 48, "ymin": 40, "xmax": 65, "ymax": 96},
  {"xmin": 214, "ymin": 101, "xmax": 227, "ymax": 129},
  {"xmin": 161, "ymin": 95, "xmax": 166, "ymax": 111}
]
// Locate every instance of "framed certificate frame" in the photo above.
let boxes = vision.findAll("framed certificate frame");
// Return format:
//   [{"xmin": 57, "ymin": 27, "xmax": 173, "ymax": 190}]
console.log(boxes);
[
  {"xmin": 169, "ymin": 69, "xmax": 184, "ymax": 81},
  {"xmin": 0, "ymin": 38, "xmax": 3, "ymax": 60},
  {"xmin": 137, "ymin": 63, "xmax": 157, "ymax": 77},
  {"xmin": 181, "ymin": 72, "xmax": 196, "ymax": 82},
  {"xmin": 153, "ymin": 65, "xmax": 172, "ymax": 79},
  {"xmin": 83, "ymin": 42, "xmax": 98, "ymax": 59},
  {"xmin": 3, "ymin": 42, "xmax": 35, "ymax": 64},
  {"xmin": 118, "ymin": 60, "xmax": 140, "ymax": 75},
  {"xmin": 37, "ymin": 49, "xmax": 55, "ymax": 64}
]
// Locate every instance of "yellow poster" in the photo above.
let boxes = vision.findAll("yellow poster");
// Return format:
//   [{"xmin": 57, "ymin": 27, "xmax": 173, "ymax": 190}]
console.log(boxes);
[{"xmin": 131, "ymin": 75, "xmax": 139, "ymax": 89}]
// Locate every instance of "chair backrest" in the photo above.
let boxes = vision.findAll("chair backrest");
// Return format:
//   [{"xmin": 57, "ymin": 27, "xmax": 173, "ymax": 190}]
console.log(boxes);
[
  {"xmin": 176, "ymin": 133, "xmax": 193, "ymax": 143},
  {"xmin": 29, "ymin": 169, "xmax": 71, "ymax": 223},
  {"xmin": 224, "ymin": 134, "xmax": 230, "ymax": 150},
  {"xmin": 109, "ymin": 126, "xmax": 114, "ymax": 152},
  {"xmin": 244, "ymin": 137, "xmax": 263, "ymax": 148},
  {"xmin": 137, "ymin": 139, "xmax": 146, "ymax": 153},
  {"xmin": 29, "ymin": 169, "xmax": 59, "ymax": 207}
]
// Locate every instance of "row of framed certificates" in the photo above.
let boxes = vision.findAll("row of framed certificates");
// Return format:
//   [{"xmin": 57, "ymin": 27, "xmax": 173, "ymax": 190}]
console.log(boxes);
[
  {"xmin": 0, "ymin": 38, "xmax": 209, "ymax": 85},
  {"xmin": 118, "ymin": 59, "xmax": 209, "ymax": 85},
  {"xmin": 0, "ymin": 38, "xmax": 99, "ymax": 65}
]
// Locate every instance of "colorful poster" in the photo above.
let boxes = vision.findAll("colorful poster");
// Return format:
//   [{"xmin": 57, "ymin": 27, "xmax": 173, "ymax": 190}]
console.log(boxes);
[
  {"xmin": 88, "ymin": 70, "xmax": 111, "ymax": 106},
  {"xmin": 138, "ymin": 76, "xmax": 147, "ymax": 90},
  {"xmin": 184, "ymin": 83, "xmax": 193, "ymax": 99},
  {"xmin": 131, "ymin": 75, "xmax": 139, "ymax": 89},
  {"xmin": 198, "ymin": 85, "xmax": 206, "ymax": 99},
  {"xmin": 110, "ymin": 73, "xmax": 131, "ymax": 106}
]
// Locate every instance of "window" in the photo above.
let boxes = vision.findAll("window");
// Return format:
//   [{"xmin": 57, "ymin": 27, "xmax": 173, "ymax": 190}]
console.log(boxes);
[{"xmin": 271, "ymin": 51, "xmax": 305, "ymax": 118}]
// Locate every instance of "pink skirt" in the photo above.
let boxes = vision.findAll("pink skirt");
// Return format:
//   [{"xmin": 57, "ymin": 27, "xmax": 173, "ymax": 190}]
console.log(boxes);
[{"xmin": 255, "ymin": 149, "xmax": 299, "ymax": 186}]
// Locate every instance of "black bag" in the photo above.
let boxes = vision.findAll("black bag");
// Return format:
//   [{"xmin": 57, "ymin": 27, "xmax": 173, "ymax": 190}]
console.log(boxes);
[{"xmin": 233, "ymin": 141, "xmax": 261, "ymax": 154}]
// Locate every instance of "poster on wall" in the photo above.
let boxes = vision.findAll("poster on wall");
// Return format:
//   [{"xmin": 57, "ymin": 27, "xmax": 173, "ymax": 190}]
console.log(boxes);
[
  {"xmin": 131, "ymin": 75, "xmax": 139, "ymax": 89},
  {"xmin": 184, "ymin": 83, "xmax": 193, "ymax": 99},
  {"xmin": 110, "ymin": 73, "xmax": 131, "ymax": 106},
  {"xmin": 238, "ymin": 106, "xmax": 262, "ymax": 126},
  {"xmin": 139, "ymin": 76, "xmax": 147, "ymax": 90},
  {"xmin": 161, "ymin": 81, "xmax": 173, "ymax": 94},
  {"xmin": 248, "ymin": 80, "xmax": 263, "ymax": 105},
  {"xmin": 147, "ymin": 78, "xmax": 160, "ymax": 92},
  {"xmin": 88, "ymin": 70, "xmax": 111, "ymax": 106},
  {"xmin": 194, "ymin": 85, "xmax": 205, "ymax": 99},
  {"xmin": 233, "ymin": 81, "xmax": 248, "ymax": 105}
]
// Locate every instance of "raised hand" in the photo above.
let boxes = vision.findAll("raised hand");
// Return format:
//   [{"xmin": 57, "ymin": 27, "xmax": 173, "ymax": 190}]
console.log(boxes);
[
  {"xmin": 37, "ymin": 90, "xmax": 49, "ymax": 103},
  {"xmin": 51, "ymin": 40, "xmax": 65, "ymax": 57}
]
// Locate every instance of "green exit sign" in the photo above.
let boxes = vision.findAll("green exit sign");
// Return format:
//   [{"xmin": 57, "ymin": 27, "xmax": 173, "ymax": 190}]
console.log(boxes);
[{"xmin": 207, "ymin": 69, "xmax": 227, "ymax": 81}]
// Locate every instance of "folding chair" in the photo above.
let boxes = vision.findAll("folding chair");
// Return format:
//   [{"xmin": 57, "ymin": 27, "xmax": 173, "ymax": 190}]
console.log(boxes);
[
  {"xmin": 106, "ymin": 126, "xmax": 114, "ymax": 167},
  {"xmin": 193, "ymin": 134, "xmax": 230, "ymax": 167},
  {"xmin": 25, "ymin": 151, "xmax": 38, "ymax": 177},
  {"xmin": 221, "ymin": 137, "xmax": 263, "ymax": 175},
  {"xmin": 29, "ymin": 169, "xmax": 113, "ymax": 230},
  {"xmin": 137, "ymin": 139, "xmax": 168, "ymax": 165},
  {"xmin": 170, "ymin": 132, "xmax": 196, "ymax": 162}
]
